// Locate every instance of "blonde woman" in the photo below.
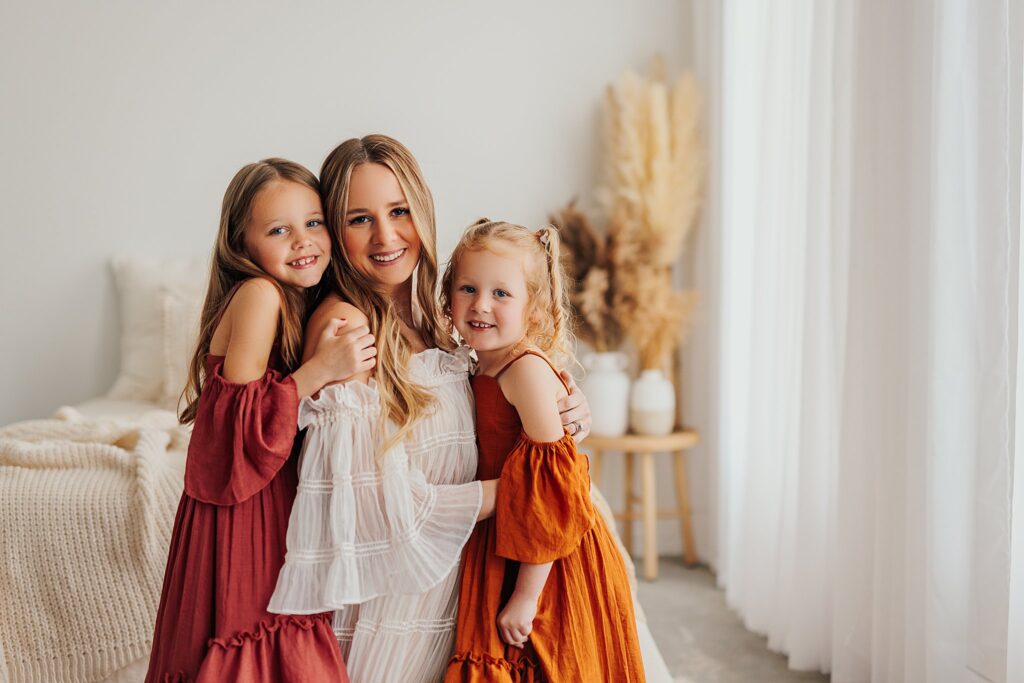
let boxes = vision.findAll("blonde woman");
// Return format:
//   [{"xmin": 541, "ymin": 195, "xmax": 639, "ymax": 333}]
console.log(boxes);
[{"xmin": 268, "ymin": 135, "xmax": 592, "ymax": 682}]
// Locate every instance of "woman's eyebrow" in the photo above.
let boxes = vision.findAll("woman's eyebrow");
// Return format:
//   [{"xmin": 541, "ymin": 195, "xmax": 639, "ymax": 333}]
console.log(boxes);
[{"xmin": 345, "ymin": 199, "xmax": 407, "ymax": 215}]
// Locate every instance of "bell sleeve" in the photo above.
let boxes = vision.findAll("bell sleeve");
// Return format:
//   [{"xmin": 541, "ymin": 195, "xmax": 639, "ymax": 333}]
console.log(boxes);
[
  {"xmin": 183, "ymin": 359, "xmax": 299, "ymax": 506},
  {"xmin": 268, "ymin": 380, "xmax": 483, "ymax": 614},
  {"xmin": 495, "ymin": 432, "xmax": 595, "ymax": 564}
]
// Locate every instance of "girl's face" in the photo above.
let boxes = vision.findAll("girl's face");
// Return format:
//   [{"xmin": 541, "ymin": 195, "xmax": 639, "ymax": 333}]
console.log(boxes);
[
  {"xmin": 342, "ymin": 162, "xmax": 422, "ymax": 295},
  {"xmin": 450, "ymin": 247, "xmax": 532, "ymax": 358},
  {"xmin": 243, "ymin": 180, "xmax": 331, "ymax": 289}
]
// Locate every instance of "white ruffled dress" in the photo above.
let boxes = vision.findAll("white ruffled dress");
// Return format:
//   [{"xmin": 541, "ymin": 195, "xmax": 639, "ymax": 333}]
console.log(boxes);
[{"xmin": 268, "ymin": 348, "xmax": 482, "ymax": 683}]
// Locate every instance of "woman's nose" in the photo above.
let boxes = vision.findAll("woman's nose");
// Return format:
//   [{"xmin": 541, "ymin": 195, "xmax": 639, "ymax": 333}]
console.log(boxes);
[{"xmin": 371, "ymin": 216, "xmax": 399, "ymax": 245}]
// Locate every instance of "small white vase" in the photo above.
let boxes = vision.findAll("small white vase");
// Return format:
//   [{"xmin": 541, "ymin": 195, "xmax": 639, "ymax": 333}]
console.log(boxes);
[
  {"xmin": 630, "ymin": 369, "xmax": 676, "ymax": 436},
  {"xmin": 581, "ymin": 352, "xmax": 630, "ymax": 437}
]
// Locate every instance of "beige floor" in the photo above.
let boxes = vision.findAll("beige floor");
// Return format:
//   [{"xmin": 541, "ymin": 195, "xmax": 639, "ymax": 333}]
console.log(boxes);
[{"xmin": 638, "ymin": 558, "xmax": 830, "ymax": 683}]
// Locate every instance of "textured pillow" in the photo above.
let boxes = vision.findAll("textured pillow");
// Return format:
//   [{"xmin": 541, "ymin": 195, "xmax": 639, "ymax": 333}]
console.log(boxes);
[
  {"xmin": 160, "ymin": 286, "xmax": 206, "ymax": 410},
  {"xmin": 108, "ymin": 255, "xmax": 209, "ymax": 402}
]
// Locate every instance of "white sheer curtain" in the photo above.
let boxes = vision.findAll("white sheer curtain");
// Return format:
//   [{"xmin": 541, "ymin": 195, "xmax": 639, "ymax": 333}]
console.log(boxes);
[{"xmin": 690, "ymin": 1, "xmax": 1024, "ymax": 680}]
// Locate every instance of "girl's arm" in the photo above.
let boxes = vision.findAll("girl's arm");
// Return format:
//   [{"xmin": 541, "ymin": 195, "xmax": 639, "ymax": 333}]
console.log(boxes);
[
  {"xmin": 219, "ymin": 279, "xmax": 376, "ymax": 398},
  {"xmin": 220, "ymin": 278, "xmax": 284, "ymax": 383},
  {"xmin": 495, "ymin": 354, "xmax": 569, "ymax": 647}
]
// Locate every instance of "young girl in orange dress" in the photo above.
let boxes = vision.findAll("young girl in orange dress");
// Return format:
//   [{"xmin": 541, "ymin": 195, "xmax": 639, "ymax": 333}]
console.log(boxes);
[
  {"xmin": 145, "ymin": 158, "xmax": 376, "ymax": 682},
  {"xmin": 442, "ymin": 219, "xmax": 645, "ymax": 682}
]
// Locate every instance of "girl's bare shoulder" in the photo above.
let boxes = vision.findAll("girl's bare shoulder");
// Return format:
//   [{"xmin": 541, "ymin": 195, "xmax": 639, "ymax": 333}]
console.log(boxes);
[{"xmin": 210, "ymin": 278, "xmax": 282, "ymax": 355}]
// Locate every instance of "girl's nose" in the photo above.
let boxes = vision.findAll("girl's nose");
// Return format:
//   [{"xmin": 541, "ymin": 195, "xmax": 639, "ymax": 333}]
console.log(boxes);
[
  {"xmin": 292, "ymin": 229, "xmax": 314, "ymax": 250},
  {"xmin": 472, "ymin": 294, "xmax": 491, "ymax": 312}
]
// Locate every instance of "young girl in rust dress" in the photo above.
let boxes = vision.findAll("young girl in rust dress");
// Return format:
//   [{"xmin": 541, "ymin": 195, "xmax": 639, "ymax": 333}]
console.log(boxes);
[
  {"xmin": 442, "ymin": 219, "xmax": 644, "ymax": 682},
  {"xmin": 145, "ymin": 158, "xmax": 375, "ymax": 682}
]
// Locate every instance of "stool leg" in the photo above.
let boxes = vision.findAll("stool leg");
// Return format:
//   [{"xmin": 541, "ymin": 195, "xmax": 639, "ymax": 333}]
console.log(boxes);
[
  {"xmin": 640, "ymin": 451, "xmax": 658, "ymax": 580},
  {"xmin": 590, "ymin": 449, "xmax": 603, "ymax": 489},
  {"xmin": 674, "ymin": 450, "xmax": 697, "ymax": 565},
  {"xmin": 623, "ymin": 451, "xmax": 636, "ymax": 555}
]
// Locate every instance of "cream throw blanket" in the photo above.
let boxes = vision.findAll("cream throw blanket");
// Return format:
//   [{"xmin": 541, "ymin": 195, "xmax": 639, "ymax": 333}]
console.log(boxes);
[{"xmin": 0, "ymin": 408, "xmax": 187, "ymax": 683}]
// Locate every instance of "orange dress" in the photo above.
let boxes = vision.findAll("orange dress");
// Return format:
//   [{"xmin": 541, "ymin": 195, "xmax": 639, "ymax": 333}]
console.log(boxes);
[{"xmin": 446, "ymin": 351, "xmax": 645, "ymax": 682}]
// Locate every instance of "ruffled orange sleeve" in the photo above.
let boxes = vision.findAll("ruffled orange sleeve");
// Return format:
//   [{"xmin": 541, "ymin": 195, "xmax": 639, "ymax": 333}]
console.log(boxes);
[
  {"xmin": 495, "ymin": 432, "xmax": 595, "ymax": 563},
  {"xmin": 183, "ymin": 359, "xmax": 299, "ymax": 506}
]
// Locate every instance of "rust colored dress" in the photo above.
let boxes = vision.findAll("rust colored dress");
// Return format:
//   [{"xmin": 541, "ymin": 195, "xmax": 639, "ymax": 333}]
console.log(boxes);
[
  {"xmin": 446, "ymin": 351, "xmax": 645, "ymax": 682},
  {"xmin": 145, "ymin": 354, "xmax": 349, "ymax": 683}
]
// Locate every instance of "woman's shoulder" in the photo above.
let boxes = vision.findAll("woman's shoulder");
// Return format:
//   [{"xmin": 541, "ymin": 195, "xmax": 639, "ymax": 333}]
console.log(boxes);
[{"xmin": 311, "ymin": 293, "xmax": 369, "ymax": 327}]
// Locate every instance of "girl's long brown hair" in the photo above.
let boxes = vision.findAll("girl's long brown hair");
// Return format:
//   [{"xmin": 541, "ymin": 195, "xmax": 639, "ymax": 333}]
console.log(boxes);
[
  {"xmin": 178, "ymin": 158, "xmax": 324, "ymax": 424},
  {"xmin": 320, "ymin": 135, "xmax": 454, "ymax": 448}
]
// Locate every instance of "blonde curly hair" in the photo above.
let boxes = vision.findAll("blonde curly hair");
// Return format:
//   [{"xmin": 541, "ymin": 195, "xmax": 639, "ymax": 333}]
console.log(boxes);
[{"xmin": 441, "ymin": 219, "xmax": 576, "ymax": 368}]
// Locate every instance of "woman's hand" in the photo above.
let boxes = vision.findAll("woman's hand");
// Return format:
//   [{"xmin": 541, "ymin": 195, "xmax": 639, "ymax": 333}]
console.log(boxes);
[
  {"xmin": 496, "ymin": 592, "xmax": 538, "ymax": 649},
  {"xmin": 557, "ymin": 371, "xmax": 592, "ymax": 442}
]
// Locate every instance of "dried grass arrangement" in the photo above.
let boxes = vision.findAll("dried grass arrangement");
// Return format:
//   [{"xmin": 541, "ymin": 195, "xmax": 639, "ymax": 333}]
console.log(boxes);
[
  {"xmin": 550, "ymin": 201, "xmax": 621, "ymax": 352},
  {"xmin": 555, "ymin": 58, "xmax": 705, "ymax": 370}
]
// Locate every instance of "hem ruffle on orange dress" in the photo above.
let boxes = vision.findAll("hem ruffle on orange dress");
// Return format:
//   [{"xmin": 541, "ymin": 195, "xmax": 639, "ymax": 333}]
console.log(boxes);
[
  {"xmin": 144, "ymin": 355, "xmax": 348, "ymax": 683},
  {"xmin": 446, "ymin": 358, "xmax": 645, "ymax": 683}
]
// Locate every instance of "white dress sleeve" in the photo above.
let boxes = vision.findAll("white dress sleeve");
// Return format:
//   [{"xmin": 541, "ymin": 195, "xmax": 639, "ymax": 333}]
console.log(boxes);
[{"xmin": 267, "ymin": 379, "xmax": 483, "ymax": 614}]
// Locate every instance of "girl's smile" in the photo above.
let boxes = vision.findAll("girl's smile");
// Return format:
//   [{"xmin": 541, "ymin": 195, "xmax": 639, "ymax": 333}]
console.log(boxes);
[
  {"xmin": 243, "ymin": 179, "xmax": 331, "ymax": 289},
  {"xmin": 451, "ymin": 247, "xmax": 532, "ymax": 369}
]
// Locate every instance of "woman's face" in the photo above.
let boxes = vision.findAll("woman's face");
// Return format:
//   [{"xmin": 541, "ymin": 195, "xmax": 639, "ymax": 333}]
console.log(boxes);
[{"xmin": 341, "ymin": 162, "xmax": 422, "ymax": 295}]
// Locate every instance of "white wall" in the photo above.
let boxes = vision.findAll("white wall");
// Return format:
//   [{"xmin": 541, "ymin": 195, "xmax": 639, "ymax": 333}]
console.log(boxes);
[{"xmin": 0, "ymin": 0, "xmax": 703, "ymax": 558}]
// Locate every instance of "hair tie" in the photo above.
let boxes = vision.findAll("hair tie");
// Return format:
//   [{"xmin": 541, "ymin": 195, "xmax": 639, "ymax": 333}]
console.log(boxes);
[{"xmin": 536, "ymin": 229, "xmax": 550, "ymax": 246}]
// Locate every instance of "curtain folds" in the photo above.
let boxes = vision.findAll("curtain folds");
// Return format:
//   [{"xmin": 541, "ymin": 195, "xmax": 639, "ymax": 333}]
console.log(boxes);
[{"xmin": 694, "ymin": 2, "xmax": 1024, "ymax": 681}]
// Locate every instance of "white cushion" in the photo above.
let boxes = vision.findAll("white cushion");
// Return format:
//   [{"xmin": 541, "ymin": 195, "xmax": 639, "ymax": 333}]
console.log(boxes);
[
  {"xmin": 160, "ymin": 285, "xmax": 205, "ymax": 410},
  {"xmin": 108, "ymin": 255, "xmax": 208, "ymax": 402}
]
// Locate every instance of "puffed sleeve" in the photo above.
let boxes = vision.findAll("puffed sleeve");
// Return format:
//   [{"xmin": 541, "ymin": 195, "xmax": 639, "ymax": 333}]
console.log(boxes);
[
  {"xmin": 495, "ymin": 432, "xmax": 595, "ymax": 564},
  {"xmin": 268, "ymin": 380, "xmax": 483, "ymax": 614},
  {"xmin": 183, "ymin": 359, "xmax": 299, "ymax": 506}
]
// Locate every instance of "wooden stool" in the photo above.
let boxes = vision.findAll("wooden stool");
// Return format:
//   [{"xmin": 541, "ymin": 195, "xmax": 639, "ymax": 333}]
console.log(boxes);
[{"xmin": 584, "ymin": 430, "xmax": 700, "ymax": 580}]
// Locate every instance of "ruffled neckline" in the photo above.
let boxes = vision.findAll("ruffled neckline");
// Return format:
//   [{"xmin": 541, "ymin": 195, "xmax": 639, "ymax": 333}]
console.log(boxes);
[{"xmin": 298, "ymin": 347, "xmax": 472, "ymax": 424}]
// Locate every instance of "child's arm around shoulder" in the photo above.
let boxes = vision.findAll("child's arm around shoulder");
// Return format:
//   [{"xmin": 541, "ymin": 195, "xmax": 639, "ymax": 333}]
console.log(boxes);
[
  {"xmin": 498, "ymin": 354, "xmax": 569, "ymax": 442},
  {"xmin": 220, "ymin": 278, "xmax": 282, "ymax": 384},
  {"xmin": 304, "ymin": 294, "xmax": 376, "ymax": 385}
]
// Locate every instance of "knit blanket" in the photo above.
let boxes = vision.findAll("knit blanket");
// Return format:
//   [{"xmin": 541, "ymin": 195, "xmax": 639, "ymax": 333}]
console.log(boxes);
[{"xmin": 0, "ymin": 408, "xmax": 188, "ymax": 683}]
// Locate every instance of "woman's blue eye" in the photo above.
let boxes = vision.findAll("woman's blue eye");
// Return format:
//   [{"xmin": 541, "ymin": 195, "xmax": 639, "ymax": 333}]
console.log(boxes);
[
  {"xmin": 348, "ymin": 215, "xmax": 370, "ymax": 226},
  {"xmin": 459, "ymin": 285, "xmax": 476, "ymax": 294},
  {"xmin": 307, "ymin": 219, "xmax": 323, "ymax": 228},
  {"xmin": 392, "ymin": 207, "xmax": 410, "ymax": 217}
]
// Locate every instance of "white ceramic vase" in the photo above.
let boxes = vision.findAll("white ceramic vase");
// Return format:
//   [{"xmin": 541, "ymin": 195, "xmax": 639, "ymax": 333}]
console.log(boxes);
[
  {"xmin": 580, "ymin": 352, "xmax": 631, "ymax": 437},
  {"xmin": 629, "ymin": 369, "xmax": 676, "ymax": 436}
]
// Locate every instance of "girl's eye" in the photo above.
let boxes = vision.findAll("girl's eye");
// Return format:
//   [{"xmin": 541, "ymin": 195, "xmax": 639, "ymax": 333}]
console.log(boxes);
[
  {"xmin": 307, "ymin": 219, "xmax": 323, "ymax": 228},
  {"xmin": 459, "ymin": 285, "xmax": 476, "ymax": 294},
  {"xmin": 494, "ymin": 289, "xmax": 510, "ymax": 298},
  {"xmin": 391, "ymin": 207, "xmax": 410, "ymax": 217},
  {"xmin": 269, "ymin": 226, "xmax": 288, "ymax": 236},
  {"xmin": 348, "ymin": 215, "xmax": 370, "ymax": 226}
]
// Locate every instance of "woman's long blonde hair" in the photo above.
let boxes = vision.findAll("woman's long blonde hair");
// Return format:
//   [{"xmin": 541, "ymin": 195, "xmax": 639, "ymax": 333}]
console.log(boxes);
[
  {"xmin": 179, "ymin": 158, "xmax": 324, "ymax": 424},
  {"xmin": 320, "ymin": 135, "xmax": 453, "ymax": 446},
  {"xmin": 441, "ymin": 219, "xmax": 576, "ymax": 368}
]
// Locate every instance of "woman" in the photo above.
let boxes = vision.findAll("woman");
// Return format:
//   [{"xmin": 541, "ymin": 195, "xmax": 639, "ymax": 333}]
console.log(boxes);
[{"xmin": 268, "ymin": 135, "xmax": 592, "ymax": 682}]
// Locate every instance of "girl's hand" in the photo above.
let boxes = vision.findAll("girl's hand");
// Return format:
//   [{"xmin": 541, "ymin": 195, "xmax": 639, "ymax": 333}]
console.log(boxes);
[
  {"xmin": 313, "ymin": 318, "xmax": 377, "ymax": 383},
  {"xmin": 557, "ymin": 371, "xmax": 592, "ymax": 442},
  {"xmin": 497, "ymin": 593, "xmax": 538, "ymax": 649}
]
